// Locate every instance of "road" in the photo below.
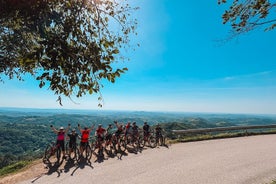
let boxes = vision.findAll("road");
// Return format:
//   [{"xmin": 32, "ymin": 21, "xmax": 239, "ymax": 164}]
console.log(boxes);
[{"xmin": 6, "ymin": 134, "xmax": 276, "ymax": 184}]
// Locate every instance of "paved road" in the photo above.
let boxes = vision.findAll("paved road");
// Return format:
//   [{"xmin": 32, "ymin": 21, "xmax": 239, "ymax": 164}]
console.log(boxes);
[{"xmin": 17, "ymin": 135, "xmax": 276, "ymax": 184}]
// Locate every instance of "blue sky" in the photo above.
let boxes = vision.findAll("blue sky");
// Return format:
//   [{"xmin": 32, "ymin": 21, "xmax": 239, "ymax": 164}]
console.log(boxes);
[{"xmin": 1, "ymin": 0, "xmax": 276, "ymax": 114}]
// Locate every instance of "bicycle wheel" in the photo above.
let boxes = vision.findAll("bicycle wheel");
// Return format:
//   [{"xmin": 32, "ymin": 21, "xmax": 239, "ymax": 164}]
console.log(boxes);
[
  {"xmin": 139, "ymin": 136, "xmax": 146, "ymax": 148},
  {"xmin": 43, "ymin": 144, "xmax": 53, "ymax": 164},
  {"xmin": 149, "ymin": 135, "xmax": 157, "ymax": 148},
  {"xmin": 132, "ymin": 137, "xmax": 140, "ymax": 152},
  {"xmin": 119, "ymin": 138, "xmax": 127, "ymax": 152},
  {"xmin": 125, "ymin": 135, "xmax": 132, "ymax": 148},
  {"xmin": 162, "ymin": 135, "xmax": 168, "ymax": 146},
  {"xmin": 65, "ymin": 142, "xmax": 70, "ymax": 156},
  {"xmin": 56, "ymin": 146, "xmax": 61, "ymax": 162},
  {"xmin": 111, "ymin": 137, "xmax": 119, "ymax": 153},
  {"xmin": 69, "ymin": 144, "xmax": 79, "ymax": 160},
  {"xmin": 90, "ymin": 141, "xmax": 96, "ymax": 155},
  {"xmin": 104, "ymin": 141, "xmax": 114, "ymax": 156},
  {"xmin": 155, "ymin": 135, "xmax": 161, "ymax": 146},
  {"xmin": 85, "ymin": 144, "xmax": 92, "ymax": 160}
]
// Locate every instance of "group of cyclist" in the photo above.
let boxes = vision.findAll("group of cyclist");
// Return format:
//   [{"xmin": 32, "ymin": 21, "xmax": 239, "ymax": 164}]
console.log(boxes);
[{"xmin": 50, "ymin": 121, "xmax": 164, "ymax": 160}]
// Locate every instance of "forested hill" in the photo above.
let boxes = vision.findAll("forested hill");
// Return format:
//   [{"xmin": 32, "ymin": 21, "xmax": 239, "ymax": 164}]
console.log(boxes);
[{"xmin": 0, "ymin": 108, "xmax": 276, "ymax": 169}]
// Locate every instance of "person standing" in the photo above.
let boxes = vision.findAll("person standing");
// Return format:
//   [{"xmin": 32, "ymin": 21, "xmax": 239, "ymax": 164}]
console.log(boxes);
[
  {"xmin": 50, "ymin": 124, "xmax": 70, "ymax": 159},
  {"xmin": 78, "ymin": 123, "xmax": 94, "ymax": 156},
  {"xmin": 143, "ymin": 122, "xmax": 150, "ymax": 138},
  {"xmin": 67, "ymin": 129, "xmax": 79, "ymax": 157}
]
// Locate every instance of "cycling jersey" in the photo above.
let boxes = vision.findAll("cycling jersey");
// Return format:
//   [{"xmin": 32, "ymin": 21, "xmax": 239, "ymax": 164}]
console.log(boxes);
[
  {"xmin": 57, "ymin": 131, "xmax": 65, "ymax": 141},
  {"xmin": 125, "ymin": 125, "xmax": 133, "ymax": 135},
  {"xmin": 132, "ymin": 125, "xmax": 139, "ymax": 135},
  {"xmin": 96, "ymin": 127, "xmax": 106, "ymax": 137},
  {"xmin": 81, "ymin": 130, "xmax": 90, "ymax": 143},
  {"xmin": 115, "ymin": 129, "xmax": 123, "ymax": 137},
  {"xmin": 106, "ymin": 127, "xmax": 113, "ymax": 135},
  {"xmin": 143, "ymin": 124, "xmax": 150, "ymax": 133},
  {"xmin": 68, "ymin": 133, "xmax": 78, "ymax": 143},
  {"xmin": 132, "ymin": 125, "xmax": 138, "ymax": 132},
  {"xmin": 143, "ymin": 124, "xmax": 150, "ymax": 136},
  {"xmin": 155, "ymin": 127, "xmax": 162, "ymax": 136}
]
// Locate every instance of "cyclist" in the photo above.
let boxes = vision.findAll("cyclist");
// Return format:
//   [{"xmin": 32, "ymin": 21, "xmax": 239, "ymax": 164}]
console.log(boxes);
[
  {"xmin": 132, "ymin": 122, "xmax": 139, "ymax": 139},
  {"xmin": 114, "ymin": 121, "xmax": 124, "ymax": 138},
  {"xmin": 95, "ymin": 124, "xmax": 106, "ymax": 154},
  {"xmin": 143, "ymin": 122, "xmax": 150, "ymax": 138},
  {"xmin": 113, "ymin": 121, "xmax": 126, "ymax": 151},
  {"xmin": 124, "ymin": 122, "xmax": 132, "ymax": 138},
  {"xmin": 78, "ymin": 123, "xmax": 94, "ymax": 156},
  {"xmin": 67, "ymin": 129, "xmax": 79, "ymax": 155},
  {"xmin": 105, "ymin": 124, "xmax": 113, "ymax": 147},
  {"xmin": 95, "ymin": 124, "xmax": 106, "ymax": 142},
  {"xmin": 50, "ymin": 124, "xmax": 70, "ymax": 159},
  {"xmin": 155, "ymin": 124, "xmax": 164, "ymax": 145}
]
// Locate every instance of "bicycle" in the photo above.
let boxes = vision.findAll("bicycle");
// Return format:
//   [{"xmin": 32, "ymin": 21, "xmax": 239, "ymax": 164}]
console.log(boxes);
[
  {"xmin": 79, "ymin": 141, "xmax": 92, "ymax": 161},
  {"xmin": 43, "ymin": 141, "xmax": 62, "ymax": 164},
  {"xmin": 65, "ymin": 141, "xmax": 80, "ymax": 161},
  {"xmin": 109, "ymin": 133, "xmax": 127, "ymax": 153},
  {"xmin": 92, "ymin": 135, "xmax": 105, "ymax": 157},
  {"xmin": 155, "ymin": 133, "xmax": 164, "ymax": 146},
  {"xmin": 104, "ymin": 134, "xmax": 117, "ymax": 156},
  {"xmin": 125, "ymin": 132, "xmax": 140, "ymax": 152},
  {"xmin": 141, "ymin": 131, "xmax": 156, "ymax": 148}
]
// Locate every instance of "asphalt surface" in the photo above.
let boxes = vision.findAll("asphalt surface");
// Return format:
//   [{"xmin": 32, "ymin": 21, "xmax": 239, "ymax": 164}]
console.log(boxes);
[{"xmin": 17, "ymin": 134, "xmax": 276, "ymax": 184}]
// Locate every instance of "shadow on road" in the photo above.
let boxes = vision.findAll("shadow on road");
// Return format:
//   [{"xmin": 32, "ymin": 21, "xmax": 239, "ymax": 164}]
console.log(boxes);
[
  {"xmin": 46, "ymin": 159, "xmax": 64, "ymax": 176},
  {"xmin": 64, "ymin": 158, "xmax": 77, "ymax": 173},
  {"xmin": 70, "ymin": 157, "xmax": 94, "ymax": 176},
  {"xmin": 31, "ymin": 143, "xmax": 170, "ymax": 183},
  {"xmin": 31, "ymin": 159, "xmax": 64, "ymax": 183}
]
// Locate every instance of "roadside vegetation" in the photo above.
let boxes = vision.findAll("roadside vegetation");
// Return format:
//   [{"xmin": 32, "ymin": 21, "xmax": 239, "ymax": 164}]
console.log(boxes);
[
  {"xmin": 0, "ymin": 161, "xmax": 31, "ymax": 177},
  {"xmin": 167, "ymin": 130, "xmax": 276, "ymax": 144}
]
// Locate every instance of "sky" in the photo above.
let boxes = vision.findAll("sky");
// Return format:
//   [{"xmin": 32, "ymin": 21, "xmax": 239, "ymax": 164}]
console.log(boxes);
[{"xmin": 1, "ymin": 0, "xmax": 276, "ymax": 114}]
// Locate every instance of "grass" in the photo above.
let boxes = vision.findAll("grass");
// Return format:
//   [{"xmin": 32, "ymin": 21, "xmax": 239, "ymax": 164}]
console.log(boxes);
[
  {"xmin": 166, "ymin": 129, "xmax": 276, "ymax": 144},
  {"xmin": 0, "ymin": 160, "xmax": 31, "ymax": 177}
]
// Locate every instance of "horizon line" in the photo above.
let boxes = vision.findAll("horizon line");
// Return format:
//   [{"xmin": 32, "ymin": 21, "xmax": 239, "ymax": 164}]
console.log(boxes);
[{"xmin": 0, "ymin": 106, "xmax": 276, "ymax": 116}]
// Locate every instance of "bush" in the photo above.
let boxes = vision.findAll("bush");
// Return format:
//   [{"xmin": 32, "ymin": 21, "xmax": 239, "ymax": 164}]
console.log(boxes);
[{"xmin": 0, "ymin": 161, "xmax": 31, "ymax": 176}]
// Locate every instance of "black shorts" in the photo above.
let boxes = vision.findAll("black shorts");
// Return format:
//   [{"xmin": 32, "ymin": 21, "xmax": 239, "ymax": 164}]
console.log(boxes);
[
  {"xmin": 115, "ymin": 131, "xmax": 121, "ymax": 137},
  {"xmin": 156, "ymin": 133, "xmax": 163, "ymax": 138},
  {"xmin": 56, "ymin": 140, "xmax": 65, "ymax": 151},
  {"xmin": 80, "ymin": 141, "xmax": 88, "ymax": 148},
  {"xmin": 97, "ymin": 135, "xmax": 104, "ymax": 142},
  {"xmin": 144, "ymin": 132, "xmax": 150, "ymax": 137},
  {"xmin": 69, "ymin": 141, "xmax": 77, "ymax": 149},
  {"xmin": 106, "ymin": 134, "xmax": 112, "ymax": 141},
  {"xmin": 133, "ymin": 131, "xmax": 138, "ymax": 136}
]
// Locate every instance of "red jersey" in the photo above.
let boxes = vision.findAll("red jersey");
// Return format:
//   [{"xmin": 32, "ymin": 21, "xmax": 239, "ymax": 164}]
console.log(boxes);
[
  {"xmin": 96, "ymin": 127, "xmax": 106, "ymax": 136},
  {"xmin": 81, "ymin": 130, "xmax": 90, "ymax": 143}
]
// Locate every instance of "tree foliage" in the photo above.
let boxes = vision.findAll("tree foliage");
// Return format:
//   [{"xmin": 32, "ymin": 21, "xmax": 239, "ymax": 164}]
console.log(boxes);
[
  {"xmin": 218, "ymin": 0, "xmax": 276, "ymax": 35},
  {"xmin": 0, "ymin": 0, "xmax": 137, "ymax": 103}
]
